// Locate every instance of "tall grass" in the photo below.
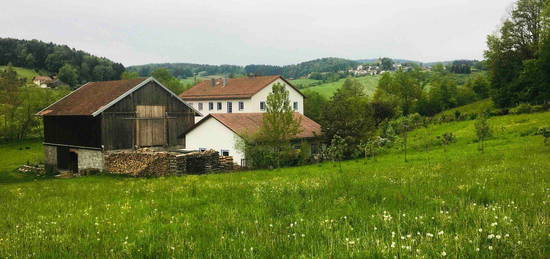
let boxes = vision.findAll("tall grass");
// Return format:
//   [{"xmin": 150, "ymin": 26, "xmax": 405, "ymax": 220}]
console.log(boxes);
[{"xmin": 0, "ymin": 112, "xmax": 549, "ymax": 258}]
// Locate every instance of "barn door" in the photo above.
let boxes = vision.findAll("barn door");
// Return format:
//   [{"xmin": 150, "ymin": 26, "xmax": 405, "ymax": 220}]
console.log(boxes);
[{"xmin": 136, "ymin": 105, "xmax": 166, "ymax": 147}]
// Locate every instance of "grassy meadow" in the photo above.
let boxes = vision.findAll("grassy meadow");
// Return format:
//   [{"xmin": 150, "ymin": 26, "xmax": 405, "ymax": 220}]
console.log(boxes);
[
  {"xmin": 302, "ymin": 75, "xmax": 380, "ymax": 98},
  {"xmin": 0, "ymin": 111, "xmax": 549, "ymax": 257},
  {"xmin": 0, "ymin": 66, "xmax": 41, "ymax": 80}
]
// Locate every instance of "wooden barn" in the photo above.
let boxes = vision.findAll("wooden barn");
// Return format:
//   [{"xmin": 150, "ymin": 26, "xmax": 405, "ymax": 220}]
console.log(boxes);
[{"xmin": 37, "ymin": 77, "xmax": 199, "ymax": 172}]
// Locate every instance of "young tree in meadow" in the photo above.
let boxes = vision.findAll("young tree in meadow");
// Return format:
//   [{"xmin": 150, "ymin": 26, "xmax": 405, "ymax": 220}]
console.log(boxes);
[
  {"xmin": 475, "ymin": 113, "xmax": 492, "ymax": 152},
  {"xmin": 258, "ymin": 83, "xmax": 302, "ymax": 168},
  {"xmin": 326, "ymin": 135, "xmax": 346, "ymax": 172}
]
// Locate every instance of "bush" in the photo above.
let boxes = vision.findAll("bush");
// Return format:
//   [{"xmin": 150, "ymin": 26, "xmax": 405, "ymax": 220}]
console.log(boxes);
[{"xmin": 510, "ymin": 103, "xmax": 534, "ymax": 114}]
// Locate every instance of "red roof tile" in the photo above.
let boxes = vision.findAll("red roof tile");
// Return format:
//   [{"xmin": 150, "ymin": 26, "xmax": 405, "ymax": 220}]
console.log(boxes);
[
  {"xmin": 37, "ymin": 78, "xmax": 149, "ymax": 116},
  {"xmin": 189, "ymin": 113, "xmax": 321, "ymax": 139},
  {"xmin": 179, "ymin": 75, "xmax": 304, "ymax": 100}
]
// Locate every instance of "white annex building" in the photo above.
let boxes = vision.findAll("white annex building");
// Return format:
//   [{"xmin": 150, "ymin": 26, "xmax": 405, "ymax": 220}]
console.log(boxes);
[
  {"xmin": 183, "ymin": 113, "xmax": 321, "ymax": 166},
  {"xmin": 179, "ymin": 75, "xmax": 304, "ymax": 122}
]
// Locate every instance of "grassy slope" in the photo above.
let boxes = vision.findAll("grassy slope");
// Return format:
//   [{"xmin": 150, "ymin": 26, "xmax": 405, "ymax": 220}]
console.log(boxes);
[
  {"xmin": 302, "ymin": 75, "xmax": 380, "ymax": 98},
  {"xmin": 0, "ymin": 112, "xmax": 549, "ymax": 257},
  {"xmin": 434, "ymin": 99, "xmax": 495, "ymax": 119},
  {"xmin": 0, "ymin": 66, "xmax": 40, "ymax": 80}
]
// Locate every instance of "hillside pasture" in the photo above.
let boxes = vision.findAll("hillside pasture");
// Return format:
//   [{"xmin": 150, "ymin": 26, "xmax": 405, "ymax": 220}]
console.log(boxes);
[
  {"xmin": 302, "ymin": 75, "xmax": 380, "ymax": 98},
  {"xmin": 0, "ymin": 111, "xmax": 549, "ymax": 258},
  {"xmin": 0, "ymin": 66, "xmax": 40, "ymax": 81}
]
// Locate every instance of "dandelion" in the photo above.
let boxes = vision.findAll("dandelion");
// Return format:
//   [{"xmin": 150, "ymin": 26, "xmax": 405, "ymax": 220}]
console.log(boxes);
[
  {"xmin": 478, "ymin": 228, "xmax": 483, "ymax": 232},
  {"xmin": 488, "ymin": 246, "xmax": 493, "ymax": 250},
  {"xmin": 301, "ymin": 234, "xmax": 305, "ymax": 237},
  {"xmin": 426, "ymin": 233, "xmax": 434, "ymax": 237},
  {"xmin": 441, "ymin": 251, "xmax": 447, "ymax": 256},
  {"xmin": 496, "ymin": 235, "xmax": 501, "ymax": 239},
  {"xmin": 491, "ymin": 222, "xmax": 498, "ymax": 227},
  {"xmin": 391, "ymin": 242, "xmax": 396, "ymax": 248},
  {"xmin": 488, "ymin": 234, "xmax": 494, "ymax": 239},
  {"xmin": 505, "ymin": 234, "xmax": 509, "ymax": 238},
  {"xmin": 438, "ymin": 231, "xmax": 444, "ymax": 235},
  {"xmin": 475, "ymin": 248, "xmax": 480, "ymax": 252}
]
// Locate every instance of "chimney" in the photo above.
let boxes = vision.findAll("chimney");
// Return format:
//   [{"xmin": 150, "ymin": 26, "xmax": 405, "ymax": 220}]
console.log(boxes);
[
  {"xmin": 210, "ymin": 78, "xmax": 216, "ymax": 87},
  {"xmin": 223, "ymin": 75, "xmax": 228, "ymax": 87}
]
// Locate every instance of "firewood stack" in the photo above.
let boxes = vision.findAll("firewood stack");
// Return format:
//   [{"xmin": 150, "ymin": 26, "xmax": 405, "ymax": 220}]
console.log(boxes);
[{"xmin": 104, "ymin": 149, "xmax": 235, "ymax": 176}]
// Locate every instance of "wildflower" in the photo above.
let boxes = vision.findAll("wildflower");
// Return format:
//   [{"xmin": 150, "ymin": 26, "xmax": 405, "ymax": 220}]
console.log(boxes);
[
  {"xmin": 487, "ymin": 234, "xmax": 494, "ymax": 239},
  {"xmin": 171, "ymin": 247, "xmax": 175, "ymax": 250},
  {"xmin": 269, "ymin": 224, "xmax": 273, "ymax": 228},
  {"xmin": 391, "ymin": 242, "xmax": 396, "ymax": 248},
  {"xmin": 505, "ymin": 234, "xmax": 509, "ymax": 238},
  {"xmin": 301, "ymin": 234, "xmax": 305, "ymax": 237},
  {"xmin": 478, "ymin": 228, "xmax": 483, "ymax": 232},
  {"xmin": 426, "ymin": 233, "xmax": 434, "ymax": 237},
  {"xmin": 441, "ymin": 251, "xmax": 447, "ymax": 256},
  {"xmin": 488, "ymin": 246, "xmax": 493, "ymax": 250},
  {"xmin": 438, "ymin": 231, "xmax": 444, "ymax": 235},
  {"xmin": 491, "ymin": 222, "xmax": 498, "ymax": 227},
  {"xmin": 475, "ymin": 248, "xmax": 480, "ymax": 252},
  {"xmin": 496, "ymin": 235, "xmax": 501, "ymax": 239}
]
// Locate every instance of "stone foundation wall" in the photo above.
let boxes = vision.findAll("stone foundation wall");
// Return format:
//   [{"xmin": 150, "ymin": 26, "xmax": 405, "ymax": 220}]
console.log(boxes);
[{"xmin": 72, "ymin": 149, "xmax": 104, "ymax": 171}]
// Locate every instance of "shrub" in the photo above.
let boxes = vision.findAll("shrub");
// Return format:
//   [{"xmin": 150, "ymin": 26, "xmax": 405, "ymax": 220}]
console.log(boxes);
[{"xmin": 510, "ymin": 103, "xmax": 533, "ymax": 114}]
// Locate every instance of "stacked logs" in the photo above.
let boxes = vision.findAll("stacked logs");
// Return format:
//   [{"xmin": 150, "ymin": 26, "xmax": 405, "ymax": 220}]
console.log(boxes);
[
  {"xmin": 104, "ymin": 149, "xmax": 176, "ymax": 177},
  {"xmin": 218, "ymin": 156, "xmax": 234, "ymax": 171}
]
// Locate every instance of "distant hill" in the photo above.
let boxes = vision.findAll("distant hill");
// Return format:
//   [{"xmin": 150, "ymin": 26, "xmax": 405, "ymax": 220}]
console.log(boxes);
[
  {"xmin": 0, "ymin": 38, "xmax": 125, "ymax": 86},
  {"xmin": 130, "ymin": 57, "xmax": 359, "ymax": 79},
  {"xmin": 355, "ymin": 58, "xmax": 423, "ymax": 64}
]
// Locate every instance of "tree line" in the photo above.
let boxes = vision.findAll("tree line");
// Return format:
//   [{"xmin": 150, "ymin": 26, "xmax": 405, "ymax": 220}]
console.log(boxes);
[
  {"xmin": 485, "ymin": 0, "xmax": 550, "ymax": 107},
  {"xmin": 0, "ymin": 38, "xmax": 125, "ymax": 88}
]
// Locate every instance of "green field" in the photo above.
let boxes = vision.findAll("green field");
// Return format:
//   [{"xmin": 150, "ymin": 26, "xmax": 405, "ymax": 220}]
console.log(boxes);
[
  {"xmin": 0, "ymin": 66, "xmax": 41, "ymax": 81},
  {"xmin": 302, "ymin": 75, "xmax": 380, "ymax": 98},
  {"xmin": 289, "ymin": 78, "xmax": 320, "ymax": 88},
  {"xmin": 1, "ymin": 111, "xmax": 549, "ymax": 257}
]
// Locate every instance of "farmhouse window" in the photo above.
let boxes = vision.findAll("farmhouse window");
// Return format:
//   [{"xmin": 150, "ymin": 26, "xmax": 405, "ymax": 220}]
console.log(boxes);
[
  {"xmin": 217, "ymin": 102, "xmax": 222, "ymax": 110},
  {"xmin": 199, "ymin": 148, "xmax": 206, "ymax": 152},
  {"xmin": 260, "ymin": 101, "xmax": 265, "ymax": 111},
  {"xmin": 293, "ymin": 102, "xmax": 298, "ymax": 110},
  {"xmin": 239, "ymin": 101, "xmax": 244, "ymax": 110},
  {"xmin": 209, "ymin": 102, "xmax": 214, "ymax": 110},
  {"xmin": 221, "ymin": 149, "xmax": 230, "ymax": 156},
  {"xmin": 198, "ymin": 103, "xmax": 203, "ymax": 111},
  {"xmin": 227, "ymin": 102, "xmax": 233, "ymax": 113}
]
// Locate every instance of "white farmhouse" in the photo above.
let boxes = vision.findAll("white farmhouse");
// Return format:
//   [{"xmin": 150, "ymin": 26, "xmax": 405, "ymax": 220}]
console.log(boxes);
[
  {"xmin": 179, "ymin": 75, "xmax": 304, "ymax": 122},
  {"xmin": 32, "ymin": 76, "xmax": 53, "ymax": 88},
  {"xmin": 184, "ymin": 113, "xmax": 322, "ymax": 167}
]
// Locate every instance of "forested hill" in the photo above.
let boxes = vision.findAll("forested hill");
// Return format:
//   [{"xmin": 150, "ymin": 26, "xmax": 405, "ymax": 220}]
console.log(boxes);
[
  {"xmin": 128, "ymin": 57, "xmax": 359, "ymax": 79},
  {"xmin": 0, "ymin": 38, "xmax": 125, "ymax": 87}
]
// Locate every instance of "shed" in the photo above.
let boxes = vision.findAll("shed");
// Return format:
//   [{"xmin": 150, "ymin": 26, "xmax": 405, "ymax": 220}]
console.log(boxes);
[{"xmin": 37, "ymin": 77, "xmax": 200, "ymax": 172}]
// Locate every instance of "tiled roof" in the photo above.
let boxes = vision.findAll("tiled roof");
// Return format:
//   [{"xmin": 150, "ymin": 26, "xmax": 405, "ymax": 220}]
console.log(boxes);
[
  {"xmin": 179, "ymin": 75, "xmax": 304, "ymax": 100},
  {"xmin": 37, "ymin": 78, "xmax": 149, "ymax": 116},
  {"xmin": 188, "ymin": 112, "xmax": 321, "ymax": 139}
]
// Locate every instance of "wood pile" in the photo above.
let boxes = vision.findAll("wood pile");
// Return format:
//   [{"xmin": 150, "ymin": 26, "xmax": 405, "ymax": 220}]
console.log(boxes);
[
  {"xmin": 17, "ymin": 164, "xmax": 45, "ymax": 175},
  {"xmin": 218, "ymin": 156, "xmax": 234, "ymax": 171},
  {"xmin": 104, "ymin": 149, "xmax": 177, "ymax": 177},
  {"xmin": 104, "ymin": 149, "xmax": 236, "ymax": 177}
]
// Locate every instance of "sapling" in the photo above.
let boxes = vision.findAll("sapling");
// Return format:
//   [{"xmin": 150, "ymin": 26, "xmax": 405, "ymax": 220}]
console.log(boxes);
[
  {"xmin": 327, "ymin": 135, "xmax": 346, "ymax": 172},
  {"xmin": 474, "ymin": 113, "xmax": 491, "ymax": 153}
]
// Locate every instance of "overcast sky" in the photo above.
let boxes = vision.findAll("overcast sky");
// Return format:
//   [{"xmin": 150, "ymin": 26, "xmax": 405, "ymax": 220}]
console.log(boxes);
[{"xmin": 1, "ymin": 0, "xmax": 515, "ymax": 66}]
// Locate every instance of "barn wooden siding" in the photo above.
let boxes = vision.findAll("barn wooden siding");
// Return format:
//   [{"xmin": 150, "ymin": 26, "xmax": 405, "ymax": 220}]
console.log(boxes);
[
  {"xmin": 43, "ymin": 116, "xmax": 102, "ymax": 148},
  {"xmin": 101, "ymin": 81, "xmax": 195, "ymax": 150}
]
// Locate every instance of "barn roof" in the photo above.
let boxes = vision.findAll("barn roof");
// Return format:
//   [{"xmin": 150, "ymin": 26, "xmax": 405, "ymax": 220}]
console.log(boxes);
[
  {"xmin": 37, "ymin": 77, "xmax": 200, "ymax": 117},
  {"xmin": 179, "ymin": 75, "xmax": 304, "ymax": 100},
  {"xmin": 185, "ymin": 113, "xmax": 321, "ymax": 139}
]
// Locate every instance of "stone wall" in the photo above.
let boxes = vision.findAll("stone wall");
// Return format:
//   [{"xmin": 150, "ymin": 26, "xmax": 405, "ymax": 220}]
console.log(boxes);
[
  {"xmin": 72, "ymin": 148, "xmax": 104, "ymax": 171},
  {"xmin": 44, "ymin": 145, "xmax": 57, "ymax": 169}
]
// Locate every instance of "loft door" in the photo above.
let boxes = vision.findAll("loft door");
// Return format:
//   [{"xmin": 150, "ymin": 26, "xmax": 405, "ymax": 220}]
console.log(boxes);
[{"xmin": 136, "ymin": 105, "xmax": 166, "ymax": 147}]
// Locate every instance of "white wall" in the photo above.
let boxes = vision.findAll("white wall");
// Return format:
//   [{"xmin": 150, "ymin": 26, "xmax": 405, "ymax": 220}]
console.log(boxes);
[
  {"xmin": 185, "ymin": 117, "xmax": 245, "ymax": 165},
  {"xmin": 186, "ymin": 78, "xmax": 304, "ymax": 122}
]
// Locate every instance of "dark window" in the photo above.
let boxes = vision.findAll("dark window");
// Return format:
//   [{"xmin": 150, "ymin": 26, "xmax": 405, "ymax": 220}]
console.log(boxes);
[
  {"xmin": 227, "ymin": 102, "xmax": 233, "ymax": 113},
  {"xmin": 217, "ymin": 102, "xmax": 222, "ymax": 110},
  {"xmin": 221, "ymin": 149, "xmax": 230, "ymax": 156},
  {"xmin": 239, "ymin": 101, "xmax": 244, "ymax": 111},
  {"xmin": 293, "ymin": 101, "xmax": 298, "ymax": 111},
  {"xmin": 199, "ymin": 148, "xmax": 206, "ymax": 152},
  {"xmin": 198, "ymin": 103, "xmax": 203, "ymax": 111},
  {"xmin": 260, "ymin": 101, "xmax": 265, "ymax": 111},
  {"xmin": 209, "ymin": 102, "xmax": 214, "ymax": 111}
]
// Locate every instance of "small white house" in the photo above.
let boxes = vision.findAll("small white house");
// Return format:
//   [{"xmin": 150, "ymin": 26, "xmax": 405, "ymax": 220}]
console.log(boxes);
[
  {"xmin": 180, "ymin": 75, "xmax": 304, "ymax": 122},
  {"xmin": 32, "ymin": 76, "xmax": 53, "ymax": 88},
  {"xmin": 184, "ymin": 112, "xmax": 322, "ymax": 166}
]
